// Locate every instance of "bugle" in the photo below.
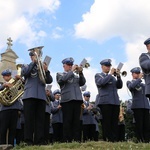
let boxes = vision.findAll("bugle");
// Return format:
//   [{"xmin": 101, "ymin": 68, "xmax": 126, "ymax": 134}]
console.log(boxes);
[
  {"xmin": 113, "ymin": 62, "xmax": 127, "ymax": 77},
  {"xmin": 114, "ymin": 70, "xmax": 127, "ymax": 77},
  {"xmin": 74, "ymin": 58, "xmax": 90, "ymax": 74}
]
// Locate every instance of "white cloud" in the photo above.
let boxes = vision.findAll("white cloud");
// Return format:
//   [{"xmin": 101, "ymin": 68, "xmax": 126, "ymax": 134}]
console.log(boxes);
[
  {"xmin": 51, "ymin": 27, "xmax": 63, "ymax": 39},
  {"xmin": 0, "ymin": 0, "xmax": 60, "ymax": 49},
  {"xmin": 74, "ymin": 0, "xmax": 150, "ymax": 43},
  {"xmin": 83, "ymin": 68, "xmax": 98, "ymax": 102}
]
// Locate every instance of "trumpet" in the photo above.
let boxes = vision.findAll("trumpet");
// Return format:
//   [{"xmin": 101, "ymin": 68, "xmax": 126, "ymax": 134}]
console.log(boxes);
[
  {"xmin": 74, "ymin": 58, "xmax": 90, "ymax": 74},
  {"xmin": 114, "ymin": 69, "xmax": 127, "ymax": 77}
]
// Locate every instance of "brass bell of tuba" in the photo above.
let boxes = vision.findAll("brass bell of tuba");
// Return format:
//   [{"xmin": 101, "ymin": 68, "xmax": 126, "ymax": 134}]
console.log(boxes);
[
  {"xmin": 0, "ymin": 65, "xmax": 24, "ymax": 106},
  {"xmin": 28, "ymin": 46, "xmax": 46, "ymax": 84}
]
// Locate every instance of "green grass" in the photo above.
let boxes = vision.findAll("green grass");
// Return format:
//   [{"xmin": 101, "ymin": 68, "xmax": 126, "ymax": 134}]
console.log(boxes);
[{"xmin": 13, "ymin": 141, "xmax": 150, "ymax": 150}]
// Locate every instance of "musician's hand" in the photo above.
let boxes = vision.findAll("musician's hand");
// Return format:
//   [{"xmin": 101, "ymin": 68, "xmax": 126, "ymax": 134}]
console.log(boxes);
[
  {"xmin": 15, "ymin": 75, "xmax": 21, "ymax": 80},
  {"xmin": 46, "ymin": 90, "xmax": 50, "ymax": 96},
  {"xmin": 87, "ymin": 105, "xmax": 93, "ymax": 110},
  {"xmin": 116, "ymin": 69, "xmax": 121, "ymax": 77},
  {"xmin": 139, "ymin": 73, "xmax": 143, "ymax": 79},
  {"xmin": 43, "ymin": 62, "xmax": 48, "ymax": 71},
  {"xmin": 81, "ymin": 103, "xmax": 85, "ymax": 109},
  {"xmin": 78, "ymin": 67, "xmax": 83, "ymax": 73},
  {"xmin": 116, "ymin": 69, "xmax": 120, "ymax": 75},
  {"xmin": 57, "ymin": 105, "xmax": 62, "ymax": 109},
  {"xmin": 31, "ymin": 56, "xmax": 37, "ymax": 63},
  {"xmin": 3, "ymin": 83, "xmax": 13, "ymax": 88},
  {"xmin": 110, "ymin": 68, "xmax": 115, "ymax": 75},
  {"xmin": 72, "ymin": 65, "xmax": 78, "ymax": 72}
]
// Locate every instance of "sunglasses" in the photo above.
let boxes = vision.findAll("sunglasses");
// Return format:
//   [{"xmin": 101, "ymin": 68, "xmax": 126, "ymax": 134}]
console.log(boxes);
[{"xmin": 66, "ymin": 64, "xmax": 73, "ymax": 66}]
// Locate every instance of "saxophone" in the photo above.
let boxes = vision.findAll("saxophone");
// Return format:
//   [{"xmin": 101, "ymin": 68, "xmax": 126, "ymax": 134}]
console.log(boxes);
[{"xmin": 0, "ymin": 65, "xmax": 24, "ymax": 106}]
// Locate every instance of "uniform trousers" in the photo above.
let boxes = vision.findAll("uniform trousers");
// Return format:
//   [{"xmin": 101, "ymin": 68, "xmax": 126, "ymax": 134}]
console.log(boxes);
[
  {"xmin": 52, "ymin": 123, "xmax": 63, "ymax": 142},
  {"xmin": 99, "ymin": 104, "xmax": 120, "ymax": 142},
  {"xmin": 23, "ymin": 98, "xmax": 46, "ymax": 145},
  {"xmin": 0, "ymin": 109, "xmax": 18, "ymax": 146},
  {"xmin": 61, "ymin": 100, "xmax": 82, "ymax": 142},
  {"xmin": 133, "ymin": 108, "xmax": 150, "ymax": 142},
  {"xmin": 44, "ymin": 112, "xmax": 50, "ymax": 144},
  {"xmin": 118, "ymin": 124, "xmax": 125, "ymax": 141},
  {"xmin": 82, "ymin": 124, "xmax": 96, "ymax": 142}
]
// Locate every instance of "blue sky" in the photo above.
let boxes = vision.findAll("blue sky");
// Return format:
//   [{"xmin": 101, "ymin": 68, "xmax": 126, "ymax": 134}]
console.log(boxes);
[{"xmin": 0, "ymin": 0, "xmax": 149, "ymax": 101}]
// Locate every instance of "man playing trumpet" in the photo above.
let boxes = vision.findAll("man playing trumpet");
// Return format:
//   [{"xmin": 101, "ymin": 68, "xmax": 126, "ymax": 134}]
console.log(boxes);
[
  {"xmin": 126, "ymin": 67, "xmax": 150, "ymax": 142},
  {"xmin": 56, "ymin": 57, "xmax": 86, "ymax": 142},
  {"xmin": 95, "ymin": 59, "xmax": 123, "ymax": 142}
]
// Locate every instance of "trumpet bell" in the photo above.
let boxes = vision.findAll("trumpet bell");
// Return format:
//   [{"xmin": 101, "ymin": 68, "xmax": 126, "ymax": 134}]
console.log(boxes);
[
  {"xmin": 85, "ymin": 63, "xmax": 90, "ymax": 68},
  {"xmin": 121, "ymin": 71, "xmax": 127, "ymax": 77}
]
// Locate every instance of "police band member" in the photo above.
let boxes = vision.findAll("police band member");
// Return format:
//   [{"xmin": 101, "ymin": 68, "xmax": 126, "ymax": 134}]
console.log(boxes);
[
  {"xmin": 82, "ymin": 91, "xmax": 96, "ymax": 142},
  {"xmin": 56, "ymin": 57, "xmax": 86, "ymax": 142},
  {"xmin": 15, "ymin": 99, "xmax": 24, "ymax": 145},
  {"xmin": 127, "ymin": 67, "xmax": 150, "ymax": 142},
  {"xmin": 51, "ymin": 89, "xmax": 63, "ymax": 142},
  {"xmin": 0, "ymin": 69, "xmax": 20, "ymax": 146},
  {"xmin": 139, "ymin": 38, "xmax": 150, "ymax": 99},
  {"xmin": 44, "ymin": 85, "xmax": 54, "ymax": 144},
  {"xmin": 95, "ymin": 59, "xmax": 123, "ymax": 142},
  {"xmin": 21, "ymin": 50, "xmax": 53, "ymax": 145}
]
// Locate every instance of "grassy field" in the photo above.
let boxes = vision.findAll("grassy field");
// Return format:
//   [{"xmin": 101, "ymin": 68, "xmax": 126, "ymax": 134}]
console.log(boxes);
[{"xmin": 13, "ymin": 141, "xmax": 150, "ymax": 150}]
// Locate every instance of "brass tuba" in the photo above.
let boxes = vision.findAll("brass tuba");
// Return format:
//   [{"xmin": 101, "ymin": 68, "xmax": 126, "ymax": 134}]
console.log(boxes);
[
  {"xmin": 0, "ymin": 65, "xmax": 24, "ymax": 106},
  {"xmin": 28, "ymin": 46, "xmax": 46, "ymax": 84}
]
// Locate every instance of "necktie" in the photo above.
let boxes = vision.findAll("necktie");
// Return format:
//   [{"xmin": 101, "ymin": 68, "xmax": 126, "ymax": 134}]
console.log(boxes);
[{"xmin": 87, "ymin": 102, "xmax": 89, "ymax": 107}]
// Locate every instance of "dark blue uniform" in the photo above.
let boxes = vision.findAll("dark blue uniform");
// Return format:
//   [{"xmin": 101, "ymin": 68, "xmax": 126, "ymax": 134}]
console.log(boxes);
[
  {"xmin": 95, "ymin": 59, "xmax": 123, "ymax": 142},
  {"xmin": 127, "ymin": 67, "xmax": 150, "ymax": 142},
  {"xmin": 56, "ymin": 57, "xmax": 86, "ymax": 142},
  {"xmin": 21, "ymin": 55, "xmax": 53, "ymax": 145}
]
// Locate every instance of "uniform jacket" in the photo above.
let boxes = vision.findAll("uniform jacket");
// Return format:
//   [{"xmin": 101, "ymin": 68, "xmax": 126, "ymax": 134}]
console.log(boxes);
[
  {"xmin": 56, "ymin": 71, "xmax": 86, "ymax": 103},
  {"xmin": 21, "ymin": 62, "xmax": 53, "ymax": 101},
  {"xmin": 51, "ymin": 100, "xmax": 63, "ymax": 124},
  {"xmin": 82, "ymin": 101, "xmax": 95, "ymax": 125},
  {"xmin": 95, "ymin": 72, "xmax": 123, "ymax": 105},
  {"xmin": 94, "ymin": 115, "xmax": 100, "ymax": 132},
  {"xmin": 127, "ymin": 79, "xmax": 150, "ymax": 109},
  {"xmin": 139, "ymin": 53, "xmax": 150, "ymax": 96}
]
